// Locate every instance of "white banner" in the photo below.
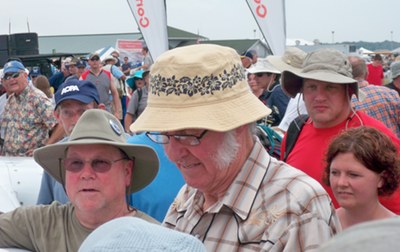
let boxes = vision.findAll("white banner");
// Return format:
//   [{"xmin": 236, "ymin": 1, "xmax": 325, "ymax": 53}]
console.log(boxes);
[
  {"xmin": 246, "ymin": 0, "xmax": 286, "ymax": 55},
  {"xmin": 126, "ymin": 0, "xmax": 169, "ymax": 62}
]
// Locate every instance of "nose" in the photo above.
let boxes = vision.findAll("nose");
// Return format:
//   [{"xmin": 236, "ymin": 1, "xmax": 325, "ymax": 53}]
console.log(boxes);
[
  {"xmin": 336, "ymin": 174, "xmax": 348, "ymax": 187},
  {"xmin": 79, "ymin": 161, "xmax": 96, "ymax": 179},
  {"xmin": 164, "ymin": 138, "xmax": 190, "ymax": 162}
]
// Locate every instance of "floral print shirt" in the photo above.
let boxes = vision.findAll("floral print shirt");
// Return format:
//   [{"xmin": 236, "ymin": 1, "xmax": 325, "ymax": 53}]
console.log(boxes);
[{"xmin": 1, "ymin": 85, "xmax": 57, "ymax": 156}]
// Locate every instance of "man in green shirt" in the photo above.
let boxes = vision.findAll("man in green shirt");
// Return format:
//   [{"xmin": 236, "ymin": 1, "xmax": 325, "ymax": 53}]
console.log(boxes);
[{"xmin": 0, "ymin": 109, "xmax": 159, "ymax": 252}]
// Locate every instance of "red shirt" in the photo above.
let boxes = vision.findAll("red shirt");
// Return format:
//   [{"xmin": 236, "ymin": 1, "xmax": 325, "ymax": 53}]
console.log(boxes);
[
  {"xmin": 366, "ymin": 63, "xmax": 384, "ymax": 86},
  {"xmin": 280, "ymin": 111, "xmax": 400, "ymax": 214}
]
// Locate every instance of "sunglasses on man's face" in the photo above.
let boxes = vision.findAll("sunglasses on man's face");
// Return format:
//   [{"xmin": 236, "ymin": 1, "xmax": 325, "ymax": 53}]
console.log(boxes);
[
  {"xmin": 3, "ymin": 72, "xmax": 21, "ymax": 80},
  {"xmin": 90, "ymin": 57, "xmax": 100, "ymax": 61}
]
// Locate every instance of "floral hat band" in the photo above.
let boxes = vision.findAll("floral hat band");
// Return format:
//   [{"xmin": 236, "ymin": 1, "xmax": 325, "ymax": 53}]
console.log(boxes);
[{"xmin": 130, "ymin": 44, "xmax": 271, "ymax": 133}]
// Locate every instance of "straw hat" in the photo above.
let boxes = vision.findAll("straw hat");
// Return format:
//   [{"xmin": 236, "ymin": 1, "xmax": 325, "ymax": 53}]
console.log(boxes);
[
  {"xmin": 33, "ymin": 109, "xmax": 159, "ymax": 194},
  {"xmin": 281, "ymin": 48, "xmax": 358, "ymax": 98},
  {"xmin": 129, "ymin": 44, "xmax": 271, "ymax": 133}
]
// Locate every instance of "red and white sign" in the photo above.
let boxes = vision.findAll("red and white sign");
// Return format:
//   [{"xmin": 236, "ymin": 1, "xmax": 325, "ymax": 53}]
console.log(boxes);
[
  {"xmin": 126, "ymin": 0, "xmax": 169, "ymax": 62},
  {"xmin": 246, "ymin": 0, "xmax": 286, "ymax": 55}
]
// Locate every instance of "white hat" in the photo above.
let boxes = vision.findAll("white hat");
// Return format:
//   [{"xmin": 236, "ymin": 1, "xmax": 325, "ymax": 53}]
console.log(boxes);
[
  {"xmin": 247, "ymin": 58, "xmax": 281, "ymax": 74},
  {"xmin": 103, "ymin": 55, "xmax": 117, "ymax": 64},
  {"xmin": 78, "ymin": 217, "xmax": 207, "ymax": 252}
]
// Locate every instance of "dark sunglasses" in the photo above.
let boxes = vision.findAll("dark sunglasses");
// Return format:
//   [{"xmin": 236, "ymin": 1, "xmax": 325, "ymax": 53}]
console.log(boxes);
[
  {"xmin": 3, "ymin": 72, "xmax": 21, "ymax": 80},
  {"xmin": 90, "ymin": 57, "xmax": 100, "ymax": 61},
  {"xmin": 255, "ymin": 72, "xmax": 272, "ymax": 77}
]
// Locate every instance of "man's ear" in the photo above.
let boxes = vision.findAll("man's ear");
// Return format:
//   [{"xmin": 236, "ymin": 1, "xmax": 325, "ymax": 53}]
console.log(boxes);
[
  {"xmin": 54, "ymin": 109, "xmax": 61, "ymax": 122},
  {"xmin": 98, "ymin": 103, "xmax": 107, "ymax": 110}
]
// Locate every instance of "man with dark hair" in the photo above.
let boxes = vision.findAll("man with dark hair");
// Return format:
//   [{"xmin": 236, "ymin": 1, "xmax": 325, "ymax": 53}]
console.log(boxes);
[{"xmin": 366, "ymin": 54, "xmax": 384, "ymax": 85}]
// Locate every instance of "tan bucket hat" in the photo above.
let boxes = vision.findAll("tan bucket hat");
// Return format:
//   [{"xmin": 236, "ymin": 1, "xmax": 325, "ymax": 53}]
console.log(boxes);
[
  {"xmin": 129, "ymin": 44, "xmax": 271, "ymax": 133},
  {"xmin": 281, "ymin": 48, "xmax": 358, "ymax": 98},
  {"xmin": 33, "ymin": 109, "xmax": 159, "ymax": 194},
  {"xmin": 267, "ymin": 47, "xmax": 307, "ymax": 73}
]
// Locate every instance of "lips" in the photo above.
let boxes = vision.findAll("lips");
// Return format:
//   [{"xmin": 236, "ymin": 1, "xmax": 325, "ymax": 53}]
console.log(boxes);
[
  {"xmin": 177, "ymin": 161, "xmax": 201, "ymax": 170},
  {"xmin": 80, "ymin": 188, "xmax": 98, "ymax": 192},
  {"xmin": 336, "ymin": 191, "xmax": 353, "ymax": 196}
]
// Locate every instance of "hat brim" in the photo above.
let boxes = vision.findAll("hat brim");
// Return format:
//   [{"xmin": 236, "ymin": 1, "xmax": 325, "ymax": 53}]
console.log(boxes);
[
  {"xmin": 282, "ymin": 70, "xmax": 358, "ymax": 98},
  {"xmin": 267, "ymin": 55, "xmax": 302, "ymax": 73},
  {"xmin": 33, "ymin": 140, "xmax": 159, "ymax": 194},
  {"xmin": 247, "ymin": 67, "xmax": 280, "ymax": 74},
  {"xmin": 4, "ymin": 67, "xmax": 24, "ymax": 74},
  {"xmin": 55, "ymin": 94, "xmax": 98, "ymax": 110},
  {"xmin": 130, "ymin": 91, "xmax": 271, "ymax": 133}
]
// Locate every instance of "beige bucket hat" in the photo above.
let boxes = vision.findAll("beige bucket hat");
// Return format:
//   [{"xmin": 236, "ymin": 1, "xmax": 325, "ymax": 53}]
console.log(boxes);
[
  {"xmin": 129, "ymin": 44, "xmax": 271, "ymax": 133},
  {"xmin": 33, "ymin": 109, "xmax": 159, "ymax": 194},
  {"xmin": 267, "ymin": 47, "xmax": 307, "ymax": 73},
  {"xmin": 281, "ymin": 48, "xmax": 358, "ymax": 98}
]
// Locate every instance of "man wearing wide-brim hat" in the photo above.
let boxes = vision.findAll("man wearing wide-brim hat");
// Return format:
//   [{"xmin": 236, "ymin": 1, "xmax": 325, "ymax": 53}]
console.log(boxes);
[
  {"xmin": 279, "ymin": 48, "xmax": 400, "ymax": 213},
  {"xmin": 129, "ymin": 44, "xmax": 339, "ymax": 251},
  {"xmin": 267, "ymin": 47, "xmax": 308, "ymax": 132},
  {"xmin": 0, "ymin": 109, "xmax": 159, "ymax": 252}
]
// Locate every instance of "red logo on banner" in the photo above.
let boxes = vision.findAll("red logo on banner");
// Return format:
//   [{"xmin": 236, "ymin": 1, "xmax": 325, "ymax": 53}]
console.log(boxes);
[
  {"xmin": 136, "ymin": 0, "xmax": 149, "ymax": 28},
  {"xmin": 254, "ymin": 0, "xmax": 267, "ymax": 18}
]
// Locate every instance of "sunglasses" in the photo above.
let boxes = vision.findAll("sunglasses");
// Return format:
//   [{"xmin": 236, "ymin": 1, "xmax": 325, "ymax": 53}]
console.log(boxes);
[
  {"xmin": 63, "ymin": 157, "xmax": 128, "ymax": 173},
  {"xmin": 3, "ymin": 72, "xmax": 21, "ymax": 80},
  {"xmin": 255, "ymin": 72, "xmax": 272, "ymax": 77},
  {"xmin": 90, "ymin": 57, "xmax": 100, "ymax": 61}
]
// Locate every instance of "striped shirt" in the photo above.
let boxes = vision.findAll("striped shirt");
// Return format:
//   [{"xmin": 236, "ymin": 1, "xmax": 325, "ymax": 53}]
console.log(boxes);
[
  {"xmin": 352, "ymin": 81, "xmax": 400, "ymax": 138},
  {"xmin": 163, "ymin": 139, "xmax": 340, "ymax": 251}
]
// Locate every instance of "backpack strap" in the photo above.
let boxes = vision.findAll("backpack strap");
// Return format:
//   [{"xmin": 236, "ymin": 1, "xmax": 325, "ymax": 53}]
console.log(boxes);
[{"xmin": 283, "ymin": 114, "xmax": 309, "ymax": 161}]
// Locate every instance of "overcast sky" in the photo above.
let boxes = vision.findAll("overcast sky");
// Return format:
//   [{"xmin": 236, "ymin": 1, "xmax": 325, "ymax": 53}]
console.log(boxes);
[{"xmin": 0, "ymin": 0, "xmax": 398, "ymax": 43}]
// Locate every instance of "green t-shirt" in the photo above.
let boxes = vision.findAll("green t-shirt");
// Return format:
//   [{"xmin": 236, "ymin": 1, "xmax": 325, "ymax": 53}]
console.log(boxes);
[{"xmin": 0, "ymin": 202, "xmax": 157, "ymax": 252}]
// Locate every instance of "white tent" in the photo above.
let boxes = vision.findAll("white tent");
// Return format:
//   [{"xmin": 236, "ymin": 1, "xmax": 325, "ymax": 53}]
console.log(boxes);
[{"xmin": 358, "ymin": 47, "xmax": 373, "ymax": 54}]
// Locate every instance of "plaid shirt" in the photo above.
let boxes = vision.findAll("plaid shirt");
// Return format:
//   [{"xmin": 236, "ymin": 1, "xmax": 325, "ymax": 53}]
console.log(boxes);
[
  {"xmin": 352, "ymin": 81, "xmax": 400, "ymax": 138},
  {"xmin": 1, "ymin": 85, "xmax": 57, "ymax": 156},
  {"xmin": 163, "ymin": 139, "xmax": 340, "ymax": 251}
]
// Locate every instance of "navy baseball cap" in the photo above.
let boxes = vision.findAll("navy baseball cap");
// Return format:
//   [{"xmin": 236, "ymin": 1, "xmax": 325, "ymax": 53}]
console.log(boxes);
[
  {"xmin": 3, "ymin": 60, "xmax": 26, "ymax": 74},
  {"xmin": 55, "ymin": 79, "xmax": 100, "ymax": 109},
  {"xmin": 29, "ymin": 67, "xmax": 41, "ymax": 77},
  {"xmin": 76, "ymin": 60, "xmax": 86, "ymax": 68}
]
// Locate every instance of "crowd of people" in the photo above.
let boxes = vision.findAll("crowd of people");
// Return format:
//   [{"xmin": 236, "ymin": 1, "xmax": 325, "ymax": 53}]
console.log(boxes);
[{"xmin": 0, "ymin": 43, "xmax": 400, "ymax": 251}]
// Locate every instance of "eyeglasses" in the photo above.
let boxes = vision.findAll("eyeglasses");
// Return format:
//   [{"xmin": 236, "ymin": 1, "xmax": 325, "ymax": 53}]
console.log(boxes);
[
  {"xmin": 3, "ymin": 72, "xmax": 21, "ymax": 80},
  {"xmin": 63, "ymin": 157, "xmax": 128, "ymax": 173},
  {"xmin": 255, "ymin": 72, "xmax": 272, "ymax": 77},
  {"xmin": 146, "ymin": 130, "xmax": 208, "ymax": 146},
  {"xmin": 90, "ymin": 57, "xmax": 100, "ymax": 61}
]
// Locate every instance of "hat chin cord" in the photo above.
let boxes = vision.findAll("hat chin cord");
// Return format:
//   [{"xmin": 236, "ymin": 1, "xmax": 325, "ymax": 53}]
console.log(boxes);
[
  {"xmin": 265, "ymin": 77, "xmax": 277, "ymax": 93},
  {"xmin": 345, "ymin": 85, "xmax": 363, "ymax": 129}
]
